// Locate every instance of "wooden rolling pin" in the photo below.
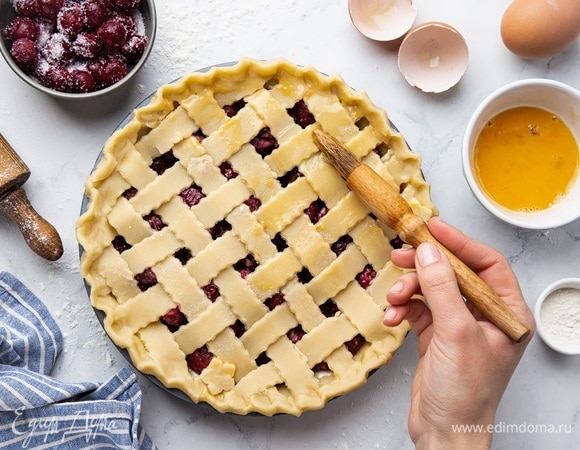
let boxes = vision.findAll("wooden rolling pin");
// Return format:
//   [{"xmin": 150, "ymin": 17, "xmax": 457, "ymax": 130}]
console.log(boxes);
[
  {"xmin": 0, "ymin": 133, "xmax": 63, "ymax": 261},
  {"xmin": 313, "ymin": 129, "xmax": 530, "ymax": 343}
]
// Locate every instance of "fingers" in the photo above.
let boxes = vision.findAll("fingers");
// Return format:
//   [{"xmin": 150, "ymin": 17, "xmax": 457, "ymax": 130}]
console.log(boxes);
[
  {"xmin": 384, "ymin": 273, "xmax": 434, "ymax": 337},
  {"xmin": 413, "ymin": 242, "xmax": 476, "ymax": 334}
]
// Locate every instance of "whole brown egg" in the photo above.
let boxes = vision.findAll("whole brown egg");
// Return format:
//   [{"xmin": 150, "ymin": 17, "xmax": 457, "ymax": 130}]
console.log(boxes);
[{"xmin": 500, "ymin": 0, "xmax": 580, "ymax": 59}]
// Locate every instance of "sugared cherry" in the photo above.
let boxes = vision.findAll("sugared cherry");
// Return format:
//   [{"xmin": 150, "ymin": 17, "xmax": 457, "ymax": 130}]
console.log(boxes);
[
  {"xmin": 37, "ymin": 0, "xmax": 64, "ymax": 22},
  {"xmin": 10, "ymin": 38, "xmax": 38, "ymax": 73},
  {"xmin": 99, "ymin": 58, "xmax": 128, "ymax": 87},
  {"xmin": 57, "ymin": 4, "xmax": 85, "ymax": 38},
  {"xmin": 4, "ymin": 17, "xmax": 40, "ymax": 42},
  {"xmin": 69, "ymin": 69, "xmax": 96, "ymax": 93},
  {"xmin": 83, "ymin": 0, "xmax": 110, "ymax": 30},
  {"xmin": 97, "ymin": 19, "xmax": 126, "ymax": 52},
  {"xmin": 72, "ymin": 32, "xmax": 101, "ymax": 59}
]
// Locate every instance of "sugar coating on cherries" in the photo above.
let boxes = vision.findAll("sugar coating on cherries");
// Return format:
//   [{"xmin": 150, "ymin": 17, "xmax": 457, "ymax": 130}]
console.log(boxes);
[{"xmin": 3, "ymin": 0, "xmax": 148, "ymax": 94}]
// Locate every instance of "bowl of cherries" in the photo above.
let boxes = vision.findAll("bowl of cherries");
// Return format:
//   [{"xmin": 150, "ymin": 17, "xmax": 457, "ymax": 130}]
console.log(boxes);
[{"xmin": 0, "ymin": 0, "xmax": 156, "ymax": 99}]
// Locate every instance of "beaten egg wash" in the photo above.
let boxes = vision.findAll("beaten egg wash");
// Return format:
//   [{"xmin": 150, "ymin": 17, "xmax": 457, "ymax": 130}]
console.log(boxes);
[{"xmin": 474, "ymin": 106, "xmax": 579, "ymax": 212}]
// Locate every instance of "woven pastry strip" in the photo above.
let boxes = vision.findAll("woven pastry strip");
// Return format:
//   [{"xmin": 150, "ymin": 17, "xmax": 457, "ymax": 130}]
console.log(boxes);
[{"xmin": 78, "ymin": 58, "xmax": 437, "ymax": 416}]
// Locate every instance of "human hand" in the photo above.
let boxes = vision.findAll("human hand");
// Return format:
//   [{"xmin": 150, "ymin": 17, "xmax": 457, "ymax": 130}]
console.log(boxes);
[{"xmin": 383, "ymin": 217, "xmax": 535, "ymax": 449}]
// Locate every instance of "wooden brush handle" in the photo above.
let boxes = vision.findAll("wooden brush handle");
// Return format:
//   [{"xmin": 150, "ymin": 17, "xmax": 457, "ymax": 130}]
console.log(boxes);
[
  {"xmin": 348, "ymin": 164, "xmax": 530, "ymax": 343},
  {"xmin": 0, "ymin": 188, "xmax": 63, "ymax": 261}
]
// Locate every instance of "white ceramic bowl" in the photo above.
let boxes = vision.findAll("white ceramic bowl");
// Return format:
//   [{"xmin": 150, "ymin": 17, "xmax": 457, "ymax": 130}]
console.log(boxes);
[
  {"xmin": 534, "ymin": 278, "xmax": 580, "ymax": 355},
  {"xmin": 0, "ymin": 0, "xmax": 156, "ymax": 100},
  {"xmin": 462, "ymin": 79, "xmax": 580, "ymax": 229}
]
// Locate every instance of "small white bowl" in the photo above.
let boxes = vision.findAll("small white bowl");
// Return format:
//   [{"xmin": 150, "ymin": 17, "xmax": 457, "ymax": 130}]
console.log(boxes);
[
  {"xmin": 398, "ymin": 22, "xmax": 468, "ymax": 93},
  {"xmin": 534, "ymin": 278, "xmax": 580, "ymax": 355},
  {"xmin": 462, "ymin": 79, "xmax": 580, "ymax": 229}
]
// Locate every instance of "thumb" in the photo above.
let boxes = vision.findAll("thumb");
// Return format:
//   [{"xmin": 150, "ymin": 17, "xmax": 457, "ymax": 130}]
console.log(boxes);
[{"xmin": 415, "ymin": 242, "xmax": 474, "ymax": 334}]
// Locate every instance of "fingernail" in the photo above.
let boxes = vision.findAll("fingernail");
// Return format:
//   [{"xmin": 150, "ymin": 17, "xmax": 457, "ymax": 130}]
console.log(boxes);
[
  {"xmin": 389, "ymin": 280, "xmax": 404, "ymax": 294},
  {"xmin": 384, "ymin": 307, "xmax": 397, "ymax": 321},
  {"xmin": 417, "ymin": 243, "xmax": 441, "ymax": 267}
]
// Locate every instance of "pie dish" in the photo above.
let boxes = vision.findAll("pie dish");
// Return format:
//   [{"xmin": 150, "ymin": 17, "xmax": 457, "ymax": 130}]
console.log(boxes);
[{"xmin": 77, "ymin": 58, "xmax": 437, "ymax": 416}]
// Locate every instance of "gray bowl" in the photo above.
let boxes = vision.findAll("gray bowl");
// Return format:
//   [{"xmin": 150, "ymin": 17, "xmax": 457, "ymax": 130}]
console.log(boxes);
[{"xmin": 0, "ymin": 0, "xmax": 156, "ymax": 100}]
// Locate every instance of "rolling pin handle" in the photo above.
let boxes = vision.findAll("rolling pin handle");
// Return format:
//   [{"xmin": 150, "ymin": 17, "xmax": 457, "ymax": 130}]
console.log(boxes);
[{"xmin": 0, "ymin": 188, "xmax": 64, "ymax": 261}]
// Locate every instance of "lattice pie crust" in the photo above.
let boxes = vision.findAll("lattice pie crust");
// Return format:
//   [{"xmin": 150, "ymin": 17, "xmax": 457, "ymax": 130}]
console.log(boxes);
[{"xmin": 77, "ymin": 58, "xmax": 437, "ymax": 416}]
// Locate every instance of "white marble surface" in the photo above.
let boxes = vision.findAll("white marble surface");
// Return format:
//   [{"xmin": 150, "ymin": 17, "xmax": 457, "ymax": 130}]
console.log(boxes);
[{"xmin": 1, "ymin": 1, "xmax": 579, "ymax": 449}]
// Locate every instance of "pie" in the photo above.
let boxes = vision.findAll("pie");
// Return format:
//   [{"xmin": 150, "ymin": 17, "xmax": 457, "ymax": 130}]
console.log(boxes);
[{"xmin": 76, "ymin": 58, "xmax": 437, "ymax": 416}]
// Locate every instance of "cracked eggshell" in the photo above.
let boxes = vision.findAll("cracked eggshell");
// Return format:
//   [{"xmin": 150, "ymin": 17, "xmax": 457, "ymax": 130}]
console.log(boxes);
[
  {"xmin": 398, "ymin": 22, "xmax": 468, "ymax": 93},
  {"xmin": 348, "ymin": 0, "xmax": 417, "ymax": 42}
]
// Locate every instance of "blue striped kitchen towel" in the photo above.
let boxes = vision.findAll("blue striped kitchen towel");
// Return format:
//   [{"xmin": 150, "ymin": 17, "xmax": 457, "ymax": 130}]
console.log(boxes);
[{"xmin": 0, "ymin": 271, "xmax": 157, "ymax": 450}]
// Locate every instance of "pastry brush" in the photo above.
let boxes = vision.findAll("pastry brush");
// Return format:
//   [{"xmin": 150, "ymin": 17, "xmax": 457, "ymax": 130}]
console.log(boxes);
[{"xmin": 313, "ymin": 129, "xmax": 530, "ymax": 343}]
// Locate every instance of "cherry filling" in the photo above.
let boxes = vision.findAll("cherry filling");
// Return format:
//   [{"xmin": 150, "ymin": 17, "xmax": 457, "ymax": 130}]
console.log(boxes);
[
  {"xmin": 287, "ymin": 99, "xmax": 316, "ymax": 129},
  {"xmin": 208, "ymin": 220, "xmax": 231, "ymax": 239},
  {"xmin": 201, "ymin": 282, "xmax": 220, "ymax": 302},
  {"xmin": 278, "ymin": 167, "xmax": 303, "ymax": 187},
  {"xmin": 160, "ymin": 307, "xmax": 188, "ymax": 332},
  {"xmin": 193, "ymin": 129, "xmax": 206, "ymax": 142},
  {"xmin": 331, "ymin": 235, "xmax": 353, "ymax": 256},
  {"xmin": 122, "ymin": 186, "xmax": 138, "ymax": 200},
  {"xmin": 356, "ymin": 264, "xmax": 376, "ymax": 288},
  {"xmin": 272, "ymin": 233, "xmax": 287, "ymax": 252},
  {"xmin": 112, "ymin": 235, "xmax": 132, "ymax": 253},
  {"xmin": 243, "ymin": 195, "xmax": 261, "ymax": 212},
  {"xmin": 223, "ymin": 99, "xmax": 246, "ymax": 117},
  {"xmin": 287, "ymin": 325, "xmax": 306, "ymax": 343},
  {"xmin": 150, "ymin": 150, "xmax": 178, "ymax": 175},
  {"xmin": 180, "ymin": 184, "xmax": 205, "ymax": 207},
  {"xmin": 256, "ymin": 352, "xmax": 270, "ymax": 366},
  {"xmin": 345, "ymin": 334, "xmax": 366, "ymax": 356},
  {"xmin": 135, "ymin": 268, "xmax": 157, "ymax": 291},
  {"xmin": 390, "ymin": 235, "xmax": 404, "ymax": 249},
  {"xmin": 219, "ymin": 161, "xmax": 237, "ymax": 179},
  {"xmin": 319, "ymin": 299, "xmax": 339, "ymax": 317},
  {"xmin": 186, "ymin": 345, "xmax": 214, "ymax": 374},
  {"xmin": 297, "ymin": 268, "xmax": 313, "ymax": 284},
  {"xmin": 143, "ymin": 212, "xmax": 165, "ymax": 231},
  {"xmin": 233, "ymin": 254, "xmax": 258, "ymax": 278},
  {"xmin": 250, "ymin": 127, "xmax": 278, "ymax": 157},
  {"xmin": 231, "ymin": 319, "xmax": 246, "ymax": 338},
  {"xmin": 174, "ymin": 247, "xmax": 192, "ymax": 265},
  {"xmin": 305, "ymin": 199, "xmax": 329, "ymax": 224},
  {"xmin": 264, "ymin": 292, "xmax": 285, "ymax": 310}
]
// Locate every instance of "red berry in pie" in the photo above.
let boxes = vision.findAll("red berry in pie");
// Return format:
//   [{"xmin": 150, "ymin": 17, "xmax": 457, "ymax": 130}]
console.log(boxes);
[{"xmin": 186, "ymin": 345, "xmax": 214, "ymax": 374}]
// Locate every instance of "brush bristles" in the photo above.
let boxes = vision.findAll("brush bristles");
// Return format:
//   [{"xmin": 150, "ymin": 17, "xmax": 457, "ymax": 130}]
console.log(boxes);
[{"xmin": 312, "ymin": 129, "xmax": 360, "ymax": 179}]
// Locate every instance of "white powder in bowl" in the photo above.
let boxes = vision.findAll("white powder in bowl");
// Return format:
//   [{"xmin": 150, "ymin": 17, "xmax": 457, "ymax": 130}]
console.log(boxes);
[{"xmin": 539, "ymin": 287, "xmax": 580, "ymax": 353}]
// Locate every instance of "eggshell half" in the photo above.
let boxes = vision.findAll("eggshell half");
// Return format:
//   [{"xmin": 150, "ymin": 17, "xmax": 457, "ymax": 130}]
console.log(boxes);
[
  {"xmin": 349, "ymin": 0, "xmax": 417, "ymax": 42},
  {"xmin": 501, "ymin": 0, "xmax": 580, "ymax": 59},
  {"xmin": 398, "ymin": 22, "xmax": 468, "ymax": 93}
]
